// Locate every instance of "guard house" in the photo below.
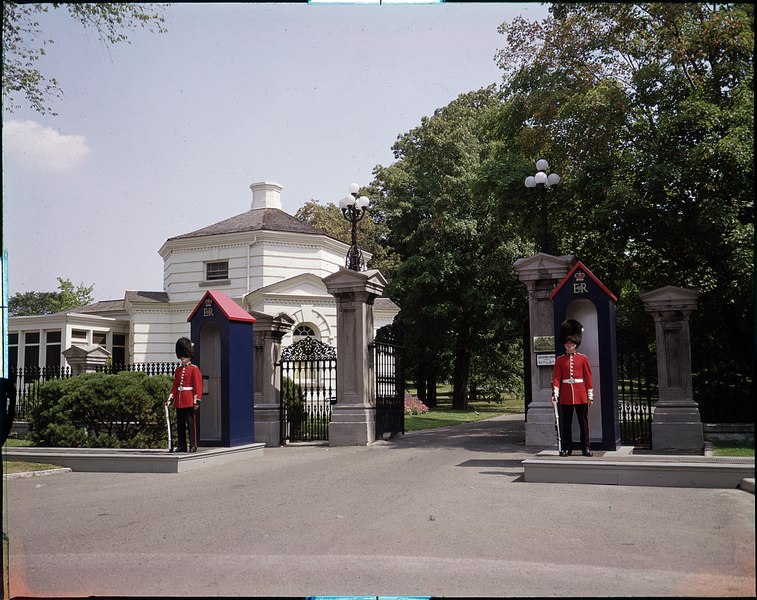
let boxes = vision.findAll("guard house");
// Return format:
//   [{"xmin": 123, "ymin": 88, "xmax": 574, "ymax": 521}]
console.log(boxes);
[
  {"xmin": 188, "ymin": 290, "xmax": 256, "ymax": 447},
  {"xmin": 550, "ymin": 261, "xmax": 620, "ymax": 451}
]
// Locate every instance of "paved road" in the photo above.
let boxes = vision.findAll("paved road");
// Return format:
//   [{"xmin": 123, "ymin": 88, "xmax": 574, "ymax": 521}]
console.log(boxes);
[{"xmin": 4, "ymin": 415, "xmax": 755, "ymax": 597}]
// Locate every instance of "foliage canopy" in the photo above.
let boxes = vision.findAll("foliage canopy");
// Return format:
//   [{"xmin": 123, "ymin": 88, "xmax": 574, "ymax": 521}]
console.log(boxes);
[
  {"xmin": 9, "ymin": 277, "xmax": 94, "ymax": 316},
  {"xmin": 2, "ymin": 2, "xmax": 167, "ymax": 115}
]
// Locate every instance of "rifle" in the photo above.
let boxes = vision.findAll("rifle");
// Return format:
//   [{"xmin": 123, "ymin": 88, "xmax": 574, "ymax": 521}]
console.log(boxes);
[
  {"xmin": 164, "ymin": 403, "xmax": 173, "ymax": 452},
  {"xmin": 552, "ymin": 396, "xmax": 562, "ymax": 454}
]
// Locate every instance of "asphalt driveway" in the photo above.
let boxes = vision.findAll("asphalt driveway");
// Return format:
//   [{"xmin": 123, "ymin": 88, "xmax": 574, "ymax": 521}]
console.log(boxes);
[{"xmin": 4, "ymin": 414, "xmax": 755, "ymax": 597}]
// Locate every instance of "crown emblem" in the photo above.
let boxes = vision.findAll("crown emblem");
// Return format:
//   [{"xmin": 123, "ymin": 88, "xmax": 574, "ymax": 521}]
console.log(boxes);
[
  {"xmin": 204, "ymin": 298, "xmax": 213, "ymax": 307},
  {"xmin": 575, "ymin": 270, "xmax": 586, "ymax": 282}
]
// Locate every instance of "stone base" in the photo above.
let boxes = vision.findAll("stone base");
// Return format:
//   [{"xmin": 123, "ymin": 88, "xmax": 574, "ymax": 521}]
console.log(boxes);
[
  {"xmin": 652, "ymin": 421, "xmax": 704, "ymax": 452},
  {"xmin": 329, "ymin": 406, "xmax": 375, "ymax": 446},
  {"xmin": 525, "ymin": 405, "xmax": 560, "ymax": 448},
  {"xmin": 254, "ymin": 404, "xmax": 281, "ymax": 447}
]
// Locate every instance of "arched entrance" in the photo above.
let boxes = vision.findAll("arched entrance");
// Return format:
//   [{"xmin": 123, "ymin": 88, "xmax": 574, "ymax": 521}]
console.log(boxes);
[{"xmin": 199, "ymin": 321, "xmax": 222, "ymax": 442}]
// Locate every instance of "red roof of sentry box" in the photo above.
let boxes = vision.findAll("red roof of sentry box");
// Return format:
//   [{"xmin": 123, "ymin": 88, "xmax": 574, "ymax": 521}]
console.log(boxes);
[
  {"xmin": 187, "ymin": 290, "xmax": 256, "ymax": 323},
  {"xmin": 549, "ymin": 260, "xmax": 618, "ymax": 302}
]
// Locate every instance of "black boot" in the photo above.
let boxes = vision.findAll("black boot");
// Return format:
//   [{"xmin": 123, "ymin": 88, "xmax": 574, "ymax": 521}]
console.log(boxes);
[{"xmin": 582, "ymin": 448, "xmax": 593, "ymax": 457}]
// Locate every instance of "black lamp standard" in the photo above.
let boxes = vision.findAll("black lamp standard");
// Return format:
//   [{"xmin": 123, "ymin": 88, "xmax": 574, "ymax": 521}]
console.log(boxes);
[
  {"xmin": 339, "ymin": 183, "xmax": 370, "ymax": 271},
  {"xmin": 525, "ymin": 158, "xmax": 560, "ymax": 255}
]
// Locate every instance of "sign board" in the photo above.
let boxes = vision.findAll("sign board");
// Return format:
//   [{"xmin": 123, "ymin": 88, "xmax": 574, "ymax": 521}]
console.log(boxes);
[
  {"xmin": 533, "ymin": 336, "xmax": 555, "ymax": 353},
  {"xmin": 536, "ymin": 354, "xmax": 556, "ymax": 366}
]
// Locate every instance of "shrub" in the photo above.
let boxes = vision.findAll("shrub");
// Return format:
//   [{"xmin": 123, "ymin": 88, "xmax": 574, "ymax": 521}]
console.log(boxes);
[
  {"xmin": 282, "ymin": 376, "xmax": 306, "ymax": 418},
  {"xmin": 404, "ymin": 393, "xmax": 429, "ymax": 415},
  {"xmin": 28, "ymin": 371, "xmax": 172, "ymax": 448}
]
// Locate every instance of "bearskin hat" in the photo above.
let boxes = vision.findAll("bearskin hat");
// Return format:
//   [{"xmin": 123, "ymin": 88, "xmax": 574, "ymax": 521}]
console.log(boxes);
[
  {"xmin": 560, "ymin": 319, "xmax": 583, "ymax": 348},
  {"xmin": 175, "ymin": 337, "xmax": 194, "ymax": 359}
]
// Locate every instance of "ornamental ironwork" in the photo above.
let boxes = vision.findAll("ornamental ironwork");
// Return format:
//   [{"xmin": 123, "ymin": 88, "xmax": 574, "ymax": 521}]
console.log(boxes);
[{"xmin": 280, "ymin": 336, "xmax": 336, "ymax": 362}]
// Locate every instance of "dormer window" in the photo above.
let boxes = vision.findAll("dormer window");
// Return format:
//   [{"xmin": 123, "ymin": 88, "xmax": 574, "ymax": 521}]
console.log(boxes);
[{"xmin": 206, "ymin": 261, "xmax": 229, "ymax": 281}]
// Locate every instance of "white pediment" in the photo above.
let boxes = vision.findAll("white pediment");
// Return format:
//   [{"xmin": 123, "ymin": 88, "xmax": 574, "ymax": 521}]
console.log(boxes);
[{"xmin": 243, "ymin": 273, "xmax": 331, "ymax": 306}]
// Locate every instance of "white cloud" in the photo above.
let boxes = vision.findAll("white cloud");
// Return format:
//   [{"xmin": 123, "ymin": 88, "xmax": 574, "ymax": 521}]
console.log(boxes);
[{"xmin": 2, "ymin": 120, "xmax": 91, "ymax": 172}]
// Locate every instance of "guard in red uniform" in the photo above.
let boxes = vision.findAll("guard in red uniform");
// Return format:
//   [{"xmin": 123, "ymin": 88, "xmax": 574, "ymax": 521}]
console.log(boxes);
[
  {"xmin": 166, "ymin": 337, "xmax": 203, "ymax": 453},
  {"xmin": 551, "ymin": 319, "xmax": 594, "ymax": 457}
]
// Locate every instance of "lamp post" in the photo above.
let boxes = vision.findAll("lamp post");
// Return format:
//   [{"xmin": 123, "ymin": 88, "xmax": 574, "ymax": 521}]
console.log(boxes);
[
  {"xmin": 339, "ymin": 183, "xmax": 370, "ymax": 271},
  {"xmin": 525, "ymin": 158, "xmax": 560, "ymax": 255}
]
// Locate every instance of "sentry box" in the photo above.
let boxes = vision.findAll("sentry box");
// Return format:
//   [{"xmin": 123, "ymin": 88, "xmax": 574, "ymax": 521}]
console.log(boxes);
[
  {"xmin": 188, "ymin": 290, "xmax": 256, "ymax": 447},
  {"xmin": 550, "ymin": 261, "xmax": 620, "ymax": 451}
]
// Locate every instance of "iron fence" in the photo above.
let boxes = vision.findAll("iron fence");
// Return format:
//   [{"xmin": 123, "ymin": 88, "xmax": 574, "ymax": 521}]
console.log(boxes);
[
  {"xmin": 617, "ymin": 348, "xmax": 656, "ymax": 448},
  {"xmin": 278, "ymin": 338, "xmax": 337, "ymax": 443},
  {"xmin": 9, "ymin": 366, "xmax": 72, "ymax": 420},
  {"xmin": 372, "ymin": 323, "xmax": 405, "ymax": 438},
  {"xmin": 9, "ymin": 363, "xmax": 177, "ymax": 420}
]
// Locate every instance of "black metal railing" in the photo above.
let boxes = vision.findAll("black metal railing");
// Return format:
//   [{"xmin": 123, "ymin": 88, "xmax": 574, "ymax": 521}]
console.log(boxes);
[
  {"xmin": 617, "ymin": 348, "xmax": 656, "ymax": 448},
  {"xmin": 278, "ymin": 338, "xmax": 337, "ymax": 443},
  {"xmin": 695, "ymin": 371, "xmax": 754, "ymax": 424},
  {"xmin": 96, "ymin": 362, "xmax": 179, "ymax": 376},
  {"xmin": 9, "ymin": 365, "xmax": 73, "ymax": 420},
  {"xmin": 9, "ymin": 363, "xmax": 178, "ymax": 420},
  {"xmin": 372, "ymin": 323, "xmax": 405, "ymax": 438}
]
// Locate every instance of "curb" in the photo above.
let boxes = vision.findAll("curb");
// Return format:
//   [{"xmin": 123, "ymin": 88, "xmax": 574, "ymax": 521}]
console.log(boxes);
[
  {"xmin": 739, "ymin": 478, "xmax": 755, "ymax": 494},
  {"xmin": 4, "ymin": 467, "xmax": 72, "ymax": 480}
]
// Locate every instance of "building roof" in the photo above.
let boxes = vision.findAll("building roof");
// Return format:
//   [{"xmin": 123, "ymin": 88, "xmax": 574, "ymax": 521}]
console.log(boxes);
[
  {"xmin": 375, "ymin": 297, "xmax": 400, "ymax": 311},
  {"xmin": 124, "ymin": 291, "xmax": 169, "ymax": 304},
  {"xmin": 72, "ymin": 299, "xmax": 126, "ymax": 314},
  {"xmin": 188, "ymin": 290, "xmax": 256, "ymax": 323},
  {"xmin": 167, "ymin": 207, "xmax": 334, "ymax": 241}
]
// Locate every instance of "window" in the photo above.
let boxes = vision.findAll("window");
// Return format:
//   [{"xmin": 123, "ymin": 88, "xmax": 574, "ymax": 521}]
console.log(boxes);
[
  {"xmin": 46, "ymin": 331, "xmax": 62, "ymax": 366},
  {"xmin": 206, "ymin": 261, "xmax": 229, "ymax": 281},
  {"xmin": 72, "ymin": 329, "xmax": 87, "ymax": 340},
  {"xmin": 293, "ymin": 325, "xmax": 317, "ymax": 342},
  {"xmin": 8, "ymin": 333, "xmax": 18, "ymax": 370},
  {"xmin": 92, "ymin": 331, "xmax": 107, "ymax": 346},
  {"xmin": 112, "ymin": 334, "xmax": 126, "ymax": 365},
  {"xmin": 24, "ymin": 332, "xmax": 40, "ymax": 368}
]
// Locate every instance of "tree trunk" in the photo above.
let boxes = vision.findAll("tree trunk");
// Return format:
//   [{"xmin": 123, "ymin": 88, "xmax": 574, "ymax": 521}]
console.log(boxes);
[
  {"xmin": 426, "ymin": 374, "xmax": 437, "ymax": 408},
  {"xmin": 452, "ymin": 327, "xmax": 472, "ymax": 410}
]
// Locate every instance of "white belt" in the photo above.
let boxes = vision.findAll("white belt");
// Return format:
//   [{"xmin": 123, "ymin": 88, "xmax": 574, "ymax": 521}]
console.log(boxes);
[
  {"xmin": 562, "ymin": 378, "xmax": 583, "ymax": 384},
  {"xmin": 178, "ymin": 386, "xmax": 194, "ymax": 391}
]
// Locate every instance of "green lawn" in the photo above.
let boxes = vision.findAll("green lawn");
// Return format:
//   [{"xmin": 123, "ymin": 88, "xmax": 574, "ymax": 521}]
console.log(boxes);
[
  {"xmin": 2, "ymin": 438, "xmax": 62, "ymax": 475},
  {"xmin": 404, "ymin": 387, "xmax": 524, "ymax": 432},
  {"xmin": 712, "ymin": 440, "xmax": 754, "ymax": 457}
]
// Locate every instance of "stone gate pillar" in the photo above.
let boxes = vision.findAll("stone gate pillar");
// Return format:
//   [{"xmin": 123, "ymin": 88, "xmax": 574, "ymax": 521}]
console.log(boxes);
[
  {"xmin": 640, "ymin": 286, "xmax": 703, "ymax": 452},
  {"xmin": 250, "ymin": 310, "xmax": 294, "ymax": 447},
  {"xmin": 513, "ymin": 253, "xmax": 574, "ymax": 447},
  {"xmin": 323, "ymin": 268, "xmax": 387, "ymax": 446}
]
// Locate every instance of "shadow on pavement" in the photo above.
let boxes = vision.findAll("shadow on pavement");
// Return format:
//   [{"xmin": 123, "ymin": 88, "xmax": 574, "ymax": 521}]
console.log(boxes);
[{"xmin": 378, "ymin": 414, "xmax": 531, "ymax": 455}]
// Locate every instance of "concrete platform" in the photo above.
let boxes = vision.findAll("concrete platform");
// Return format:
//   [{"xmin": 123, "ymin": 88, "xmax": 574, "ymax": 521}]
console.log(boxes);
[
  {"xmin": 523, "ymin": 446, "xmax": 755, "ymax": 489},
  {"xmin": 5, "ymin": 443, "xmax": 265, "ymax": 474}
]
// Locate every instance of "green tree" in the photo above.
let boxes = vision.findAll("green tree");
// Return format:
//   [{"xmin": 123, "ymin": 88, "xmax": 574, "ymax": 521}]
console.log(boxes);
[
  {"xmin": 2, "ymin": 2, "xmax": 167, "ymax": 115},
  {"xmin": 9, "ymin": 277, "xmax": 94, "ymax": 316},
  {"xmin": 493, "ymin": 3, "xmax": 754, "ymax": 413},
  {"xmin": 374, "ymin": 87, "xmax": 531, "ymax": 409},
  {"xmin": 294, "ymin": 195, "xmax": 398, "ymax": 277}
]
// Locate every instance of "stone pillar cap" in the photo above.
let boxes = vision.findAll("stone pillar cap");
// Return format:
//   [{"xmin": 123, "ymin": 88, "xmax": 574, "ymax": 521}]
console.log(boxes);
[
  {"xmin": 640, "ymin": 285, "xmax": 700, "ymax": 312},
  {"xmin": 62, "ymin": 344, "xmax": 112, "ymax": 359},
  {"xmin": 323, "ymin": 268, "xmax": 387, "ymax": 296},
  {"xmin": 513, "ymin": 253, "xmax": 575, "ymax": 281}
]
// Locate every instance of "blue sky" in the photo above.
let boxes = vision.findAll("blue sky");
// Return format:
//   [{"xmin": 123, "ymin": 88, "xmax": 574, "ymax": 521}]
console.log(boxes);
[{"xmin": 2, "ymin": 2, "xmax": 549, "ymax": 301}]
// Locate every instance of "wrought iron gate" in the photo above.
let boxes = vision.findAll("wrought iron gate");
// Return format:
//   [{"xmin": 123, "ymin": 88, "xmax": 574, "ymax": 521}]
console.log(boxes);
[
  {"xmin": 278, "ymin": 337, "xmax": 336, "ymax": 443},
  {"xmin": 372, "ymin": 323, "xmax": 405, "ymax": 438},
  {"xmin": 617, "ymin": 348, "xmax": 656, "ymax": 448}
]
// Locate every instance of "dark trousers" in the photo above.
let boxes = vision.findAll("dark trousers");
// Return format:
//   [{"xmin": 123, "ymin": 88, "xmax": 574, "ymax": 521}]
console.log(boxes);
[
  {"xmin": 560, "ymin": 404, "xmax": 590, "ymax": 451},
  {"xmin": 176, "ymin": 407, "xmax": 197, "ymax": 451}
]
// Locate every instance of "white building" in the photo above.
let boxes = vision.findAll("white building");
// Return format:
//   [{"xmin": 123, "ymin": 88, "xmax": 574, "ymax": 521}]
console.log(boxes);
[{"xmin": 9, "ymin": 182, "xmax": 399, "ymax": 369}]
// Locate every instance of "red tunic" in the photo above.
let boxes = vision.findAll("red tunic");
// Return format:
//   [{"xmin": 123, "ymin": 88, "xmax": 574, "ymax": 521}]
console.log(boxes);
[
  {"xmin": 552, "ymin": 352, "xmax": 593, "ymax": 405},
  {"xmin": 170, "ymin": 363, "xmax": 203, "ymax": 409}
]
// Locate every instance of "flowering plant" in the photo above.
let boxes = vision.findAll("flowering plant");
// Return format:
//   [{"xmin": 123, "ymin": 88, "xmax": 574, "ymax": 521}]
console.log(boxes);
[{"xmin": 404, "ymin": 393, "xmax": 429, "ymax": 415}]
